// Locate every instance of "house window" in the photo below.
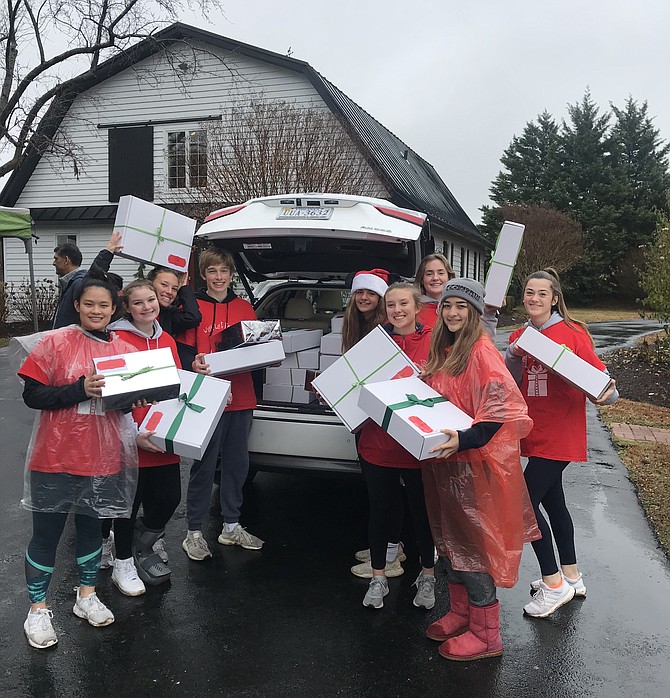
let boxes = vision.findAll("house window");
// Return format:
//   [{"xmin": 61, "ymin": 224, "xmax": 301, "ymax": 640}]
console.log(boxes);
[
  {"xmin": 460, "ymin": 247, "xmax": 465, "ymax": 276},
  {"xmin": 56, "ymin": 234, "xmax": 77, "ymax": 247},
  {"xmin": 167, "ymin": 130, "xmax": 208, "ymax": 189}
]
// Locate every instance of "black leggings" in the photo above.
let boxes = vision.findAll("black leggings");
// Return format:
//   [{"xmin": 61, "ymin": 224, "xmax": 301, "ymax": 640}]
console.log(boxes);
[
  {"xmin": 360, "ymin": 457, "xmax": 435, "ymax": 571},
  {"xmin": 26, "ymin": 512, "xmax": 102, "ymax": 603},
  {"xmin": 102, "ymin": 463, "xmax": 181, "ymax": 559},
  {"xmin": 524, "ymin": 456, "xmax": 576, "ymax": 576}
]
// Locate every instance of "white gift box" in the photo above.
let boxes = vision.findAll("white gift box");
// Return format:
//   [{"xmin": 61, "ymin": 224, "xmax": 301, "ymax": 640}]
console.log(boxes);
[
  {"xmin": 515, "ymin": 327, "xmax": 612, "ymax": 401},
  {"xmin": 280, "ymin": 348, "xmax": 320, "ymax": 369},
  {"xmin": 139, "ymin": 370, "xmax": 231, "ymax": 460},
  {"xmin": 114, "ymin": 196, "xmax": 196, "ymax": 272},
  {"xmin": 265, "ymin": 367, "xmax": 308, "ymax": 386},
  {"xmin": 358, "ymin": 377, "xmax": 473, "ymax": 460},
  {"xmin": 330, "ymin": 314, "xmax": 345, "ymax": 334},
  {"xmin": 282, "ymin": 329, "xmax": 323, "ymax": 353},
  {"xmin": 205, "ymin": 340, "xmax": 285, "ymax": 376},
  {"xmin": 311, "ymin": 325, "xmax": 420, "ymax": 432},
  {"xmin": 93, "ymin": 347, "xmax": 180, "ymax": 411},
  {"xmin": 484, "ymin": 221, "xmax": 525, "ymax": 308},
  {"xmin": 262, "ymin": 384, "xmax": 316, "ymax": 404},
  {"xmin": 216, "ymin": 320, "xmax": 282, "ymax": 351},
  {"xmin": 320, "ymin": 333, "xmax": 343, "ymax": 356},
  {"xmin": 319, "ymin": 353, "xmax": 339, "ymax": 371}
]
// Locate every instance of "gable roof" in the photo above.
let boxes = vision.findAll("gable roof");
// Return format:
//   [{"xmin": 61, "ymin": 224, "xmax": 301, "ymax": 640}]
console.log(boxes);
[{"xmin": 0, "ymin": 22, "xmax": 485, "ymax": 244}]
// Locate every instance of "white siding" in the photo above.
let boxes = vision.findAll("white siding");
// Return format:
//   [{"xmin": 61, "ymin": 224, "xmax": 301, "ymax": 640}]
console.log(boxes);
[
  {"xmin": 15, "ymin": 42, "xmax": 340, "ymax": 209},
  {"xmin": 3, "ymin": 223, "xmax": 141, "ymax": 286}
]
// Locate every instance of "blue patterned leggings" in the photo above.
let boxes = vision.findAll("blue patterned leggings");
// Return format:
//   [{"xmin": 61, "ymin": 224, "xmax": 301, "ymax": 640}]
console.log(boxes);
[{"xmin": 25, "ymin": 511, "xmax": 102, "ymax": 604}]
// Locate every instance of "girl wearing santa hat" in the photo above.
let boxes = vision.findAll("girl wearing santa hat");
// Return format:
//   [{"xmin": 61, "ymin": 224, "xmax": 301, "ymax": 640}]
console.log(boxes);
[{"xmin": 342, "ymin": 269, "xmax": 389, "ymax": 353}]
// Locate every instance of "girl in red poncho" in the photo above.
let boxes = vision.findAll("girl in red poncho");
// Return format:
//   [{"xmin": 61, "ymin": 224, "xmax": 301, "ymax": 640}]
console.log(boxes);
[
  {"xmin": 18, "ymin": 270, "xmax": 154, "ymax": 650},
  {"xmin": 356, "ymin": 282, "xmax": 436, "ymax": 610},
  {"xmin": 106, "ymin": 279, "xmax": 182, "ymax": 596},
  {"xmin": 421, "ymin": 278, "xmax": 540, "ymax": 662},
  {"xmin": 506, "ymin": 269, "xmax": 617, "ymax": 619}
]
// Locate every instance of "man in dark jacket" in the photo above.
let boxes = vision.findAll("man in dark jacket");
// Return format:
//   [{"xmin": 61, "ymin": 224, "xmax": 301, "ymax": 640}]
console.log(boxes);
[{"xmin": 52, "ymin": 234, "xmax": 121, "ymax": 328}]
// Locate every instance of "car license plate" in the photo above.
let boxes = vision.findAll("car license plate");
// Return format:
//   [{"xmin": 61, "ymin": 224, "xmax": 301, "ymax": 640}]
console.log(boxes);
[{"xmin": 276, "ymin": 207, "xmax": 333, "ymax": 220}]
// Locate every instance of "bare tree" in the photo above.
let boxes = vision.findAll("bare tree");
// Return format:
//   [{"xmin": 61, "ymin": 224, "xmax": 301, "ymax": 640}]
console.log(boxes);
[
  {"xmin": 0, "ymin": 0, "xmax": 222, "ymax": 178},
  {"xmin": 498, "ymin": 203, "xmax": 583, "ymax": 283},
  {"xmin": 192, "ymin": 99, "xmax": 388, "ymax": 208}
]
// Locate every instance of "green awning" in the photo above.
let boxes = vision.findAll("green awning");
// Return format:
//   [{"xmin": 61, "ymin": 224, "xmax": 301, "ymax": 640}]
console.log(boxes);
[{"xmin": 0, "ymin": 206, "xmax": 32, "ymax": 238}]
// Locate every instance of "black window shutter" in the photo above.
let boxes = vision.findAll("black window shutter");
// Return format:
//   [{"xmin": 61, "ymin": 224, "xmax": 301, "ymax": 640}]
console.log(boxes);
[{"xmin": 108, "ymin": 126, "xmax": 154, "ymax": 202}]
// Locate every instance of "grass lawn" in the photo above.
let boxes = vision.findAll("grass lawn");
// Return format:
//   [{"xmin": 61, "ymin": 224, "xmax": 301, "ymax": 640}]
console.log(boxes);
[
  {"xmin": 600, "ymin": 399, "xmax": 670, "ymax": 555},
  {"xmin": 0, "ymin": 337, "xmax": 9, "ymax": 348}
]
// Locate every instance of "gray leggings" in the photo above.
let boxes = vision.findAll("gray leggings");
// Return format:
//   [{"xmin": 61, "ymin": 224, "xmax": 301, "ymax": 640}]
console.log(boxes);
[{"xmin": 441, "ymin": 555, "xmax": 497, "ymax": 607}]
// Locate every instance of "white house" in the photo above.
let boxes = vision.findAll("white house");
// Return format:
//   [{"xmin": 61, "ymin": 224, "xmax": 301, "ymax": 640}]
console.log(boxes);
[{"xmin": 0, "ymin": 23, "xmax": 489, "ymax": 287}]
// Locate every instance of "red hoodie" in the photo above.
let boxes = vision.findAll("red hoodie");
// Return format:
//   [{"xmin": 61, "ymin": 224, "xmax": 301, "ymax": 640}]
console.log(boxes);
[
  {"xmin": 176, "ymin": 288, "xmax": 257, "ymax": 411},
  {"xmin": 109, "ymin": 319, "xmax": 182, "ymax": 468},
  {"xmin": 357, "ymin": 323, "xmax": 432, "ymax": 469}
]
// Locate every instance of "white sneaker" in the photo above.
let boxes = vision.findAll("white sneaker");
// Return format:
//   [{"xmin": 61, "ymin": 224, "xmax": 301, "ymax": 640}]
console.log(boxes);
[
  {"xmin": 112, "ymin": 557, "xmax": 146, "ymax": 596},
  {"xmin": 530, "ymin": 572, "xmax": 586, "ymax": 598},
  {"xmin": 412, "ymin": 572, "xmax": 436, "ymax": 609},
  {"xmin": 355, "ymin": 542, "xmax": 407, "ymax": 563},
  {"xmin": 362, "ymin": 576, "xmax": 389, "ymax": 609},
  {"xmin": 100, "ymin": 533, "xmax": 115, "ymax": 569},
  {"xmin": 24, "ymin": 608, "xmax": 58, "ymax": 649},
  {"xmin": 351, "ymin": 557, "xmax": 404, "ymax": 579},
  {"xmin": 182, "ymin": 531, "xmax": 212, "ymax": 560},
  {"xmin": 218, "ymin": 524, "xmax": 264, "ymax": 550},
  {"xmin": 152, "ymin": 537, "xmax": 169, "ymax": 564},
  {"xmin": 73, "ymin": 589, "xmax": 115, "ymax": 627},
  {"xmin": 524, "ymin": 579, "xmax": 576, "ymax": 618}
]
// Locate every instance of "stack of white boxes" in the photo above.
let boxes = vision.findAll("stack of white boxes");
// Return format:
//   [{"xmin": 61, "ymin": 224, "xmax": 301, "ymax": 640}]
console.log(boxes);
[
  {"xmin": 319, "ymin": 313, "xmax": 344, "ymax": 371},
  {"xmin": 262, "ymin": 329, "xmax": 323, "ymax": 404}
]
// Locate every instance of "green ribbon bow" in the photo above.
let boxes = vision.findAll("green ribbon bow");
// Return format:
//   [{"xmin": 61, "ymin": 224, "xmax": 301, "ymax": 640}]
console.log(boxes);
[
  {"xmin": 164, "ymin": 374, "xmax": 207, "ymax": 454},
  {"xmin": 550, "ymin": 344, "xmax": 573, "ymax": 369},
  {"xmin": 381, "ymin": 393, "xmax": 447, "ymax": 431},
  {"xmin": 332, "ymin": 350, "xmax": 407, "ymax": 407},
  {"xmin": 117, "ymin": 208, "xmax": 192, "ymax": 263},
  {"xmin": 104, "ymin": 365, "xmax": 175, "ymax": 381}
]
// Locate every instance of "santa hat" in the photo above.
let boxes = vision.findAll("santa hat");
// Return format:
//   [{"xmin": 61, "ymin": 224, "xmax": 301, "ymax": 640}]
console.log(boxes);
[{"xmin": 351, "ymin": 268, "xmax": 389, "ymax": 298}]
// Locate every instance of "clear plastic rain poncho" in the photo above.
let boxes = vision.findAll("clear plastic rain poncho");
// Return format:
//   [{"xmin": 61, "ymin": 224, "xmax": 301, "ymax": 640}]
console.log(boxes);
[
  {"xmin": 17, "ymin": 326, "xmax": 139, "ymax": 517},
  {"xmin": 423, "ymin": 336, "xmax": 540, "ymax": 588}
]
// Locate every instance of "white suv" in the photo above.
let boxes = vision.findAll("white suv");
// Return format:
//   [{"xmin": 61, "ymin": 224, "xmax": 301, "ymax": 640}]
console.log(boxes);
[{"xmin": 196, "ymin": 193, "xmax": 432, "ymax": 474}]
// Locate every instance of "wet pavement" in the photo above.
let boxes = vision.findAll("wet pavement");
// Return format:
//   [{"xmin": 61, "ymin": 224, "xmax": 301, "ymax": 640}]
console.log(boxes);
[{"xmin": 1, "ymin": 320, "xmax": 669, "ymax": 697}]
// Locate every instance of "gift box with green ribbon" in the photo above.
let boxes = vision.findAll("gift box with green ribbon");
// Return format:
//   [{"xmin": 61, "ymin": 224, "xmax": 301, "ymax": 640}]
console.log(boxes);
[
  {"xmin": 358, "ymin": 376, "xmax": 473, "ymax": 460},
  {"xmin": 515, "ymin": 327, "xmax": 612, "ymax": 401},
  {"xmin": 114, "ymin": 195, "xmax": 196, "ymax": 272},
  {"xmin": 484, "ymin": 220, "xmax": 525, "ymax": 308},
  {"xmin": 311, "ymin": 326, "xmax": 420, "ymax": 432},
  {"xmin": 139, "ymin": 370, "xmax": 231, "ymax": 459},
  {"xmin": 94, "ymin": 347, "xmax": 180, "ymax": 411}
]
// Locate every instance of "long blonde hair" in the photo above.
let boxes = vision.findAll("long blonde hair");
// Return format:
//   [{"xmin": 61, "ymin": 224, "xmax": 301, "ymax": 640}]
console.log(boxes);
[
  {"xmin": 341, "ymin": 290, "xmax": 387, "ymax": 352},
  {"xmin": 415, "ymin": 253, "xmax": 455, "ymax": 295},
  {"xmin": 423, "ymin": 302, "xmax": 484, "ymax": 377},
  {"xmin": 524, "ymin": 268, "xmax": 594, "ymax": 348}
]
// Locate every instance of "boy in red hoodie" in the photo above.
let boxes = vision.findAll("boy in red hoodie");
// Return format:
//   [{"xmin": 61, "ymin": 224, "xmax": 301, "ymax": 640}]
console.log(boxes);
[{"xmin": 177, "ymin": 248, "xmax": 263, "ymax": 560}]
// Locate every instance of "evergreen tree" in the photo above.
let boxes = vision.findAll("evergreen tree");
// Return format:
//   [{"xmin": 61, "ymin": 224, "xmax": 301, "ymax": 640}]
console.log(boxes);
[
  {"xmin": 559, "ymin": 90, "xmax": 628, "ymax": 296},
  {"xmin": 610, "ymin": 97, "xmax": 670, "ymax": 249},
  {"xmin": 490, "ymin": 111, "xmax": 563, "ymax": 207}
]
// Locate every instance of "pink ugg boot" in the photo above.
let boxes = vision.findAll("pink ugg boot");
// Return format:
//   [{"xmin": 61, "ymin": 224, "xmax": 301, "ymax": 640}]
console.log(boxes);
[
  {"xmin": 425, "ymin": 583, "xmax": 469, "ymax": 641},
  {"xmin": 438, "ymin": 601, "xmax": 503, "ymax": 661}
]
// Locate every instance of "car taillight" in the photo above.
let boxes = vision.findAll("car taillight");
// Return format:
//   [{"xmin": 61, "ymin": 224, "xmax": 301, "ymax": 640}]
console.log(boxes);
[
  {"xmin": 204, "ymin": 204, "xmax": 247, "ymax": 222},
  {"xmin": 374, "ymin": 206, "xmax": 426, "ymax": 226}
]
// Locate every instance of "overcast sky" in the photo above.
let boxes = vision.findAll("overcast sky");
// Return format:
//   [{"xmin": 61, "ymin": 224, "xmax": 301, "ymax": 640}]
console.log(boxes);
[{"xmin": 179, "ymin": 0, "xmax": 670, "ymax": 224}]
